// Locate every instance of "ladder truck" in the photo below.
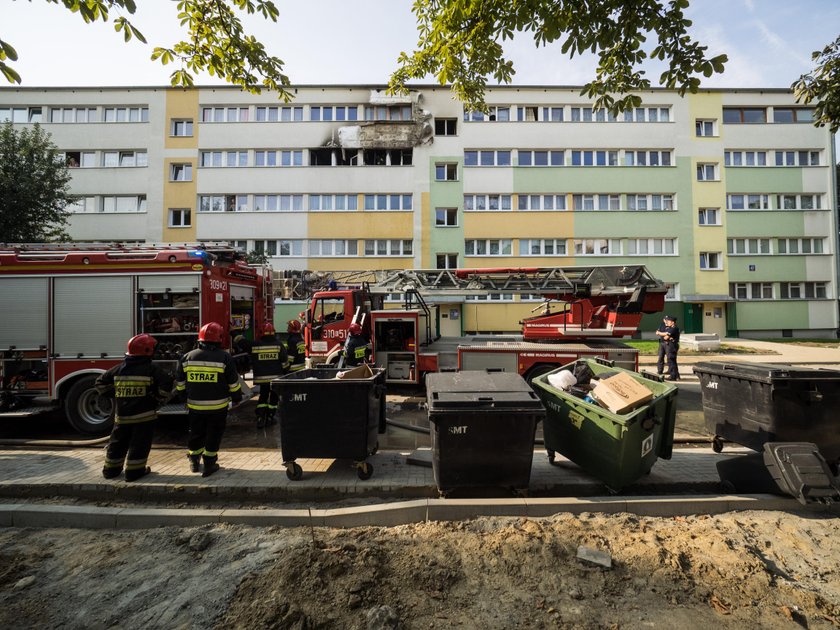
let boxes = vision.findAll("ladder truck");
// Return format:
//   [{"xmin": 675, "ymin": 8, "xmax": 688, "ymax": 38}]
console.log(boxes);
[
  {"xmin": 0, "ymin": 243, "xmax": 273, "ymax": 434},
  {"xmin": 302, "ymin": 265, "xmax": 666, "ymax": 385}
]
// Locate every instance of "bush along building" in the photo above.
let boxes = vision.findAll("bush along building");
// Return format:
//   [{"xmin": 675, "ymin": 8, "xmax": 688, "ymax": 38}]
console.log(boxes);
[{"xmin": 2, "ymin": 84, "xmax": 837, "ymax": 338}]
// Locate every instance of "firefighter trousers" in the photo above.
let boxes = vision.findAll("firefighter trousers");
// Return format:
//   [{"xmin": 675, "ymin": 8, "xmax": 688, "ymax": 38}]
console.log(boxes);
[
  {"xmin": 256, "ymin": 383, "xmax": 278, "ymax": 419},
  {"xmin": 187, "ymin": 409, "xmax": 227, "ymax": 465},
  {"xmin": 103, "ymin": 420, "xmax": 155, "ymax": 481}
]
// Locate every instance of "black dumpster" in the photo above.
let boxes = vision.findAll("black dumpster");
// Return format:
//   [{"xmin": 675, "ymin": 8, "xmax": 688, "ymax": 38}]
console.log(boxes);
[
  {"xmin": 271, "ymin": 367, "xmax": 386, "ymax": 480},
  {"xmin": 693, "ymin": 362, "xmax": 840, "ymax": 461},
  {"xmin": 426, "ymin": 371, "xmax": 545, "ymax": 495}
]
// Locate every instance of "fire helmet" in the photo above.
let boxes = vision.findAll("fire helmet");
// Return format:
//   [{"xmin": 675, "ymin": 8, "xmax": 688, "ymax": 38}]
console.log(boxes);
[
  {"xmin": 348, "ymin": 322, "xmax": 363, "ymax": 336},
  {"xmin": 126, "ymin": 334, "xmax": 157, "ymax": 357},
  {"xmin": 198, "ymin": 322, "xmax": 224, "ymax": 343},
  {"xmin": 287, "ymin": 319, "xmax": 302, "ymax": 334},
  {"xmin": 262, "ymin": 322, "xmax": 276, "ymax": 336}
]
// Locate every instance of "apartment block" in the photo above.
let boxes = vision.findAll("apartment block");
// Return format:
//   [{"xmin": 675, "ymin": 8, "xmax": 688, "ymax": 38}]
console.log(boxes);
[{"xmin": 1, "ymin": 85, "xmax": 837, "ymax": 337}]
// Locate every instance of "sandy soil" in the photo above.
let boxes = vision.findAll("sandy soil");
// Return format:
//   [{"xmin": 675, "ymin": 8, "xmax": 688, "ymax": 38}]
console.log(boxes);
[{"xmin": 1, "ymin": 509, "xmax": 839, "ymax": 629}]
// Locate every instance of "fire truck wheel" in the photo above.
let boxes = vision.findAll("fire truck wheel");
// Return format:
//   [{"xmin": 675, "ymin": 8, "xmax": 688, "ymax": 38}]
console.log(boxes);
[
  {"xmin": 65, "ymin": 375, "xmax": 114, "ymax": 435},
  {"xmin": 525, "ymin": 364, "xmax": 555, "ymax": 387}
]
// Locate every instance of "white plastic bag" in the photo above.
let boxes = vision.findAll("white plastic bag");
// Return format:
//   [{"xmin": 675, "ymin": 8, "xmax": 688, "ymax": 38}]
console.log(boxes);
[{"xmin": 547, "ymin": 370, "xmax": 577, "ymax": 391}]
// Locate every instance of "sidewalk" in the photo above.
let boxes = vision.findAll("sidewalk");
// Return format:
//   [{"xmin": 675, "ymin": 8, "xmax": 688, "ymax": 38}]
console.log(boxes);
[{"xmin": 638, "ymin": 338, "xmax": 840, "ymax": 370}]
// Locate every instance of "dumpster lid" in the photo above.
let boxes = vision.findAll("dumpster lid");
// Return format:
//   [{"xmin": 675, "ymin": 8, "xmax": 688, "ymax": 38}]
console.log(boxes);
[
  {"xmin": 762, "ymin": 442, "xmax": 840, "ymax": 505},
  {"xmin": 426, "ymin": 371, "xmax": 544, "ymax": 410},
  {"xmin": 693, "ymin": 361, "xmax": 840, "ymax": 382}
]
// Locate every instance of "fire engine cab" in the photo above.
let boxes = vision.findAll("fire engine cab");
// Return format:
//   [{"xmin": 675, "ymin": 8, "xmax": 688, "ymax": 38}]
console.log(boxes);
[
  {"xmin": 304, "ymin": 265, "xmax": 666, "ymax": 385},
  {"xmin": 0, "ymin": 243, "xmax": 272, "ymax": 433}
]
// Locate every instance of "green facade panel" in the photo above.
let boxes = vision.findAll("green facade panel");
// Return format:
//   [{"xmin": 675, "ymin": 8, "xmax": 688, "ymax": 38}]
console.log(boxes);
[
  {"xmin": 429, "ymin": 156, "xmax": 466, "ymax": 259},
  {"xmin": 726, "ymin": 211, "xmax": 807, "ymax": 238},
  {"xmin": 727, "ymin": 255, "xmax": 806, "ymax": 282},
  {"xmin": 724, "ymin": 168, "xmax": 803, "ymax": 194},
  {"xmin": 733, "ymin": 300, "xmax": 809, "ymax": 330}
]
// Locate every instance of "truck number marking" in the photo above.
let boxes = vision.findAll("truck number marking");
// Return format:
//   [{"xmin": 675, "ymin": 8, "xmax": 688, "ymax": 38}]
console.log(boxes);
[
  {"xmin": 292, "ymin": 393, "xmax": 307, "ymax": 402},
  {"xmin": 324, "ymin": 329, "xmax": 347, "ymax": 340},
  {"xmin": 706, "ymin": 382, "xmax": 719, "ymax": 389},
  {"xmin": 449, "ymin": 425, "xmax": 468, "ymax": 435},
  {"xmin": 209, "ymin": 279, "xmax": 228, "ymax": 291}
]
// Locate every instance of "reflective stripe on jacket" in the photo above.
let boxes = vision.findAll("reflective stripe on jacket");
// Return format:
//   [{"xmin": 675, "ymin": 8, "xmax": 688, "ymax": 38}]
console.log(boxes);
[{"xmin": 176, "ymin": 346, "xmax": 240, "ymax": 412}]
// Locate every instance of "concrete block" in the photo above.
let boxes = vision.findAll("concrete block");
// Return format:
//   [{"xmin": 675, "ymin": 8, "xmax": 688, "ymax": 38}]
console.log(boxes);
[
  {"xmin": 622, "ymin": 496, "xmax": 731, "ymax": 517},
  {"xmin": 219, "ymin": 509, "xmax": 323, "ymax": 527},
  {"xmin": 322, "ymin": 500, "xmax": 428, "ymax": 527},
  {"xmin": 0, "ymin": 504, "xmax": 24, "ymax": 527},
  {"xmin": 427, "ymin": 498, "xmax": 527, "ymax": 521},
  {"xmin": 12, "ymin": 505, "xmax": 121, "ymax": 529},
  {"xmin": 724, "ymin": 494, "xmax": 802, "ymax": 512},
  {"xmin": 115, "ymin": 508, "xmax": 221, "ymax": 529}
]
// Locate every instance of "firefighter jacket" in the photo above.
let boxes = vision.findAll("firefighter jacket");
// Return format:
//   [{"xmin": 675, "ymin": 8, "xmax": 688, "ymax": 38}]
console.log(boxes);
[
  {"xmin": 175, "ymin": 344, "xmax": 242, "ymax": 412},
  {"xmin": 343, "ymin": 333, "xmax": 372, "ymax": 367},
  {"xmin": 95, "ymin": 356, "xmax": 173, "ymax": 424},
  {"xmin": 285, "ymin": 332, "xmax": 306, "ymax": 372},
  {"xmin": 250, "ymin": 334, "xmax": 289, "ymax": 384}
]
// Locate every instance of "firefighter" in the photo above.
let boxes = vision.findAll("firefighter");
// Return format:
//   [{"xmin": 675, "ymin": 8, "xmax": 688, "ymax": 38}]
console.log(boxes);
[
  {"xmin": 231, "ymin": 334, "xmax": 252, "ymax": 376},
  {"xmin": 96, "ymin": 334, "xmax": 173, "ymax": 482},
  {"xmin": 250, "ymin": 322, "xmax": 288, "ymax": 428},
  {"xmin": 285, "ymin": 319, "xmax": 306, "ymax": 373},
  {"xmin": 175, "ymin": 322, "xmax": 243, "ymax": 477},
  {"xmin": 341, "ymin": 322, "xmax": 372, "ymax": 367}
]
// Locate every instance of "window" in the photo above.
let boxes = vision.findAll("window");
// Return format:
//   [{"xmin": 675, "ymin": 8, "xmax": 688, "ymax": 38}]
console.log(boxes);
[
  {"xmin": 104, "ymin": 107, "xmax": 148, "ymax": 123},
  {"xmin": 199, "ymin": 194, "xmax": 248, "ymax": 213},
  {"xmin": 698, "ymin": 208, "xmax": 721, "ymax": 225},
  {"xmin": 572, "ymin": 239, "xmax": 620, "ymax": 256},
  {"xmin": 722, "ymin": 108, "xmax": 766, "ymax": 124},
  {"xmin": 281, "ymin": 106, "xmax": 304, "ymax": 121},
  {"xmin": 727, "ymin": 238, "xmax": 770, "ymax": 255},
  {"xmin": 626, "ymin": 239, "xmax": 677, "ymax": 255},
  {"xmin": 626, "ymin": 194, "xmax": 674, "ymax": 211},
  {"xmin": 774, "ymin": 150, "xmax": 820, "ymax": 167},
  {"xmin": 255, "ymin": 106, "xmax": 279, "ymax": 122},
  {"xmin": 780, "ymin": 282, "xmax": 828, "ymax": 299},
  {"xmin": 517, "ymin": 106, "xmax": 539, "ymax": 121},
  {"xmin": 363, "ymin": 148, "xmax": 412, "ymax": 166},
  {"xmin": 435, "ymin": 208, "xmax": 458, "ymax": 227},
  {"xmin": 624, "ymin": 150, "xmax": 671, "ymax": 167},
  {"xmin": 365, "ymin": 104, "xmax": 412, "ymax": 121},
  {"xmin": 47, "ymin": 107, "xmax": 98, "ymax": 123},
  {"xmin": 434, "ymin": 118, "xmax": 457, "ymax": 135},
  {"xmin": 463, "ymin": 150, "xmax": 511, "ymax": 166},
  {"xmin": 64, "ymin": 151, "xmax": 96, "ymax": 168},
  {"xmin": 516, "ymin": 194, "xmax": 566, "ymax": 211},
  {"xmin": 729, "ymin": 283, "xmax": 773, "ymax": 300},
  {"xmin": 363, "ymin": 194, "xmax": 412, "ymax": 211},
  {"xmin": 436, "ymin": 254, "xmax": 458, "ymax": 269},
  {"xmin": 250, "ymin": 240, "xmax": 303, "ymax": 257},
  {"xmin": 200, "ymin": 150, "xmax": 248, "ymax": 167},
  {"xmin": 543, "ymin": 107, "xmax": 564, "ymax": 122},
  {"xmin": 778, "ymin": 238, "xmax": 825, "ymax": 255},
  {"xmin": 699, "ymin": 252, "xmax": 722, "ymax": 270},
  {"xmin": 66, "ymin": 196, "xmax": 96, "ymax": 213},
  {"xmin": 464, "ymin": 194, "xmax": 513, "ymax": 211},
  {"xmin": 695, "ymin": 119, "xmax": 716, "ymax": 136},
  {"xmin": 171, "ymin": 119, "xmax": 193, "ymax": 136},
  {"xmin": 727, "ymin": 194, "xmax": 770, "ymax": 211},
  {"xmin": 309, "ymin": 240, "xmax": 359, "ymax": 257},
  {"xmin": 101, "ymin": 195, "xmax": 147, "ymax": 213},
  {"xmin": 664, "ymin": 282, "xmax": 680, "ymax": 301},
  {"xmin": 364, "ymin": 239, "xmax": 413, "ymax": 256},
  {"xmin": 170, "ymin": 163, "xmax": 192, "ymax": 182},
  {"xmin": 463, "ymin": 106, "xmax": 511, "ymax": 122},
  {"xmin": 725, "ymin": 151, "xmax": 767, "ymax": 167},
  {"xmin": 518, "ymin": 150, "xmax": 564, "ymax": 166},
  {"xmin": 773, "ymin": 108, "xmax": 814, "ymax": 123},
  {"xmin": 201, "ymin": 106, "xmax": 249, "ymax": 122},
  {"xmin": 519, "ymin": 239, "xmax": 568, "ymax": 256},
  {"xmin": 251, "ymin": 194, "xmax": 304, "ymax": 212},
  {"xmin": 168, "ymin": 208, "xmax": 191, "ymax": 228},
  {"xmin": 310, "ymin": 105, "xmax": 360, "ymax": 122},
  {"xmin": 696, "ymin": 163, "xmax": 717, "ymax": 181},
  {"xmin": 309, "ymin": 194, "xmax": 358, "ymax": 211},
  {"xmin": 572, "ymin": 194, "xmax": 621, "ymax": 211},
  {"xmin": 464, "ymin": 239, "xmax": 513, "ymax": 256},
  {"xmin": 435, "ymin": 163, "xmax": 458, "ymax": 181}
]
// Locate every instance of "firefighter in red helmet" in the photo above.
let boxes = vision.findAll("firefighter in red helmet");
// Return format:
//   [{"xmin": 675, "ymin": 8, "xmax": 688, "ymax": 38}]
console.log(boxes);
[
  {"xmin": 175, "ymin": 322, "xmax": 243, "ymax": 476},
  {"xmin": 249, "ymin": 321, "xmax": 288, "ymax": 428},
  {"xmin": 339, "ymin": 321, "xmax": 371, "ymax": 368},
  {"xmin": 285, "ymin": 319, "xmax": 306, "ymax": 373},
  {"xmin": 95, "ymin": 334, "xmax": 173, "ymax": 481}
]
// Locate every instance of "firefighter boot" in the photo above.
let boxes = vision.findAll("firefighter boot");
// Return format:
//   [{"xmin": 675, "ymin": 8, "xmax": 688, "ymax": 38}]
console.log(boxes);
[
  {"xmin": 202, "ymin": 455, "xmax": 220, "ymax": 478},
  {"xmin": 255, "ymin": 407, "xmax": 267, "ymax": 429},
  {"xmin": 125, "ymin": 466, "xmax": 152, "ymax": 482},
  {"xmin": 188, "ymin": 453, "xmax": 201, "ymax": 473},
  {"xmin": 266, "ymin": 408, "xmax": 277, "ymax": 427}
]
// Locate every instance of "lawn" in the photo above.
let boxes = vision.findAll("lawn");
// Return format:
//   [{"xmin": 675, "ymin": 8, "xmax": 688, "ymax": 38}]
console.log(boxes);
[{"xmin": 623, "ymin": 340, "xmax": 773, "ymax": 356}]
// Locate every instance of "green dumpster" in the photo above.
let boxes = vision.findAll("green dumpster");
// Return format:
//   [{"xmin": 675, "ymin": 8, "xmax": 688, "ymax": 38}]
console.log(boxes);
[{"xmin": 531, "ymin": 359, "xmax": 678, "ymax": 491}]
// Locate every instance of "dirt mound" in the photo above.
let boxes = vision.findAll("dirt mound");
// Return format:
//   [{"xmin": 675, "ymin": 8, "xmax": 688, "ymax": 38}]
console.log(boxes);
[{"xmin": 1, "ymin": 510, "xmax": 839, "ymax": 629}]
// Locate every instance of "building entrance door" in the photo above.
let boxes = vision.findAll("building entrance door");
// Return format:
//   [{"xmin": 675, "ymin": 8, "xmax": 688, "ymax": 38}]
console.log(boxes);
[{"xmin": 702, "ymin": 303, "xmax": 727, "ymax": 338}]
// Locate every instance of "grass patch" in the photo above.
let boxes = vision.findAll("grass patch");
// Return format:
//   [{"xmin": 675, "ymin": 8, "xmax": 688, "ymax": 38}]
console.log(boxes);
[
  {"xmin": 623, "ymin": 340, "xmax": 775, "ymax": 356},
  {"xmin": 748, "ymin": 338, "xmax": 839, "ymax": 349}
]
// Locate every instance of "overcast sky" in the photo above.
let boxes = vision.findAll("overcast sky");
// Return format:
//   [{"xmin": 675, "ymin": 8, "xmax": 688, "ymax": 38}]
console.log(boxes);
[{"xmin": 2, "ymin": 0, "xmax": 838, "ymax": 90}]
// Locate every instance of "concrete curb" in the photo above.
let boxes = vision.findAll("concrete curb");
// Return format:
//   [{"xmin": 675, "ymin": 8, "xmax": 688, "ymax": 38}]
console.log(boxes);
[{"xmin": 1, "ymin": 495, "xmax": 836, "ymax": 529}]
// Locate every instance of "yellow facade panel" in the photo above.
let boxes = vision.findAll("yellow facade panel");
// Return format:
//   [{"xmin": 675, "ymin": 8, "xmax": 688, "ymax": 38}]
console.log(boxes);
[
  {"xmin": 308, "ymin": 212, "xmax": 412, "ymax": 239},
  {"xmin": 464, "ymin": 211, "xmax": 573, "ymax": 237}
]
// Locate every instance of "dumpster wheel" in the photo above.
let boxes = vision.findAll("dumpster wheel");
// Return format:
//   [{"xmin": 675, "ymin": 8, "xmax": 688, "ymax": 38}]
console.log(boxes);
[
  {"xmin": 356, "ymin": 461, "xmax": 374, "ymax": 480},
  {"xmin": 712, "ymin": 436, "xmax": 725, "ymax": 453},
  {"xmin": 285, "ymin": 461, "xmax": 303, "ymax": 481},
  {"xmin": 370, "ymin": 441, "xmax": 379, "ymax": 456}
]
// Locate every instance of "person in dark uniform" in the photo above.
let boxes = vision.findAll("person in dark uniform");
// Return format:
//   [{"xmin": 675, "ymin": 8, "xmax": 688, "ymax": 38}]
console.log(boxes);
[
  {"xmin": 96, "ymin": 334, "xmax": 173, "ymax": 481},
  {"xmin": 175, "ymin": 322, "xmax": 243, "ymax": 477},
  {"xmin": 250, "ymin": 322, "xmax": 288, "ymax": 428},
  {"xmin": 285, "ymin": 319, "xmax": 306, "ymax": 373},
  {"xmin": 231, "ymin": 334, "xmax": 252, "ymax": 377},
  {"xmin": 655, "ymin": 314, "xmax": 681, "ymax": 381},
  {"xmin": 341, "ymin": 322, "xmax": 372, "ymax": 367}
]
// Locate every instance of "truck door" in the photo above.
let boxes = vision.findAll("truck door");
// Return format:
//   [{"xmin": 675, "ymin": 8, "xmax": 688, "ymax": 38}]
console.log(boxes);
[
  {"xmin": 230, "ymin": 284, "xmax": 255, "ymax": 341},
  {"xmin": 309, "ymin": 295, "xmax": 347, "ymax": 356}
]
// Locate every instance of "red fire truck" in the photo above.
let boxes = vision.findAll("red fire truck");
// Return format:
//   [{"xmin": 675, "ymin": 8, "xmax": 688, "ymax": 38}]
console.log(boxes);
[
  {"xmin": 0, "ymin": 243, "xmax": 273, "ymax": 433},
  {"xmin": 302, "ymin": 265, "xmax": 666, "ymax": 384}
]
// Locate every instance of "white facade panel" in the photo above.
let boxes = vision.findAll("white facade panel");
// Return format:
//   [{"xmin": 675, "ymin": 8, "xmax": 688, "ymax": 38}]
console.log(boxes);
[
  {"xmin": 67, "ymin": 213, "xmax": 153, "ymax": 241},
  {"xmin": 195, "ymin": 212, "xmax": 308, "ymax": 240}
]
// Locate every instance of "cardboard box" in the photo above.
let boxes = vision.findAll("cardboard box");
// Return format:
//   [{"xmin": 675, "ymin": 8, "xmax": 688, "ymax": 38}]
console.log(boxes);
[
  {"xmin": 336, "ymin": 364, "xmax": 373, "ymax": 380},
  {"xmin": 591, "ymin": 372, "xmax": 653, "ymax": 415}
]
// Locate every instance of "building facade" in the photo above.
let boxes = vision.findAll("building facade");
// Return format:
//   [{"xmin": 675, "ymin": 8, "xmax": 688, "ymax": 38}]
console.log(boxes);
[{"xmin": 1, "ymin": 85, "xmax": 837, "ymax": 337}]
